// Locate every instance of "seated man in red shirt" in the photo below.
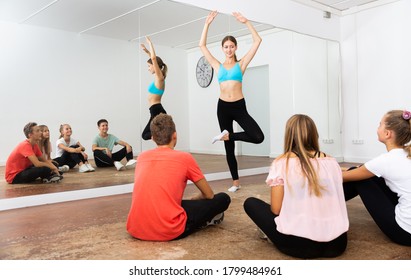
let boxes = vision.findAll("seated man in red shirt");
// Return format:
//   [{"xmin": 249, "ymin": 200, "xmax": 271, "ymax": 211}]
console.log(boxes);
[
  {"xmin": 127, "ymin": 114, "xmax": 231, "ymax": 241},
  {"xmin": 5, "ymin": 122, "xmax": 62, "ymax": 184}
]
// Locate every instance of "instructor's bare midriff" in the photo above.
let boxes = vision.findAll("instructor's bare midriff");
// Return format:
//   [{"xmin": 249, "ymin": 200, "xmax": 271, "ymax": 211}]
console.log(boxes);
[
  {"xmin": 148, "ymin": 93, "xmax": 162, "ymax": 106},
  {"xmin": 219, "ymin": 81, "xmax": 244, "ymax": 102}
]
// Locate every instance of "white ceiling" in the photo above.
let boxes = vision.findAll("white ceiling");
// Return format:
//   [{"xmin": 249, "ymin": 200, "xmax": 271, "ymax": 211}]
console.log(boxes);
[
  {"xmin": 313, "ymin": 0, "xmax": 380, "ymax": 11},
  {"xmin": 0, "ymin": 0, "xmax": 275, "ymax": 49},
  {"xmin": 292, "ymin": 0, "xmax": 400, "ymax": 14},
  {"xmin": 0, "ymin": 0, "xmax": 395, "ymax": 49}
]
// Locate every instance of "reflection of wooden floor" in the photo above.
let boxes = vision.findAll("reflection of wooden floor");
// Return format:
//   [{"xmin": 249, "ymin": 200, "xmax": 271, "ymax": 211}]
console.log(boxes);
[
  {"xmin": 192, "ymin": 153, "xmax": 273, "ymax": 173},
  {"xmin": 0, "ymin": 154, "xmax": 359, "ymax": 201},
  {"xmin": 0, "ymin": 154, "xmax": 273, "ymax": 200}
]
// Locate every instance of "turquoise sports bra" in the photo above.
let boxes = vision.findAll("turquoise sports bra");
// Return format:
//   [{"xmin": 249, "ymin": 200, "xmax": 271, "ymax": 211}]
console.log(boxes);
[
  {"xmin": 217, "ymin": 62, "xmax": 243, "ymax": 83},
  {"xmin": 148, "ymin": 81, "xmax": 164, "ymax": 95}
]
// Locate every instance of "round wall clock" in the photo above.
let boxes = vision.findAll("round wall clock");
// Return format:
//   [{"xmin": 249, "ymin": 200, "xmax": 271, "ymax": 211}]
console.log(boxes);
[{"xmin": 196, "ymin": 56, "xmax": 213, "ymax": 88}]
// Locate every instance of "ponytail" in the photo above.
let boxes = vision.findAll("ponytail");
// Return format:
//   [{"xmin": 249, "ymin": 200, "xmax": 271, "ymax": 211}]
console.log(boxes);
[
  {"xmin": 59, "ymin": 124, "xmax": 69, "ymax": 139},
  {"xmin": 385, "ymin": 110, "xmax": 411, "ymax": 158},
  {"xmin": 161, "ymin": 63, "xmax": 168, "ymax": 78},
  {"xmin": 148, "ymin": 56, "xmax": 167, "ymax": 78},
  {"xmin": 59, "ymin": 125, "xmax": 63, "ymax": 138}
]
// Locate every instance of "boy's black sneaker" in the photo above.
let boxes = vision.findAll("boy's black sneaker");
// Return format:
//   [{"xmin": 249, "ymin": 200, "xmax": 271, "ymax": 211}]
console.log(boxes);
[
  {"xmin": 43, "ymin": 174, "xmax": 61, "ymax": 184},
  {"xmin": 207, "ymin": 212, "xmax": 224, "ymax": 226}
]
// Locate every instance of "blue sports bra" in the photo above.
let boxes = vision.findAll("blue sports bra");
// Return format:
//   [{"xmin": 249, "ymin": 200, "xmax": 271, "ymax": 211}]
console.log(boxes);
[
  {"xmin": 148, "ymin": 81, "xmax": 165, "ymax": 95},
  {"xmin": 217, "ymin": 62, "xmax": 243, "ymax": 83}
]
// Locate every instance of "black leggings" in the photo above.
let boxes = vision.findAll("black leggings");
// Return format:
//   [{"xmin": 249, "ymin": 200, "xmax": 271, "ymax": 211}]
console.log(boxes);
[
  {"xmin": 93, "ymin": 147, "xmax": 134, "ymax": 167},
  {"xmin": 217, "ymin": 98, "xmax": 264, "ymax": 180},
  {"xmin": 12, "ymin": 166, "xmax": 53, "ymax": 184},
  {"xmin": 53, "ymin": 145, "xmax": 86, "ymax": 169},
  {"xmin": 343, "ymin": 173, "xmax": 411, "ymax": 246},
  {"xmin": 142, "ymin": 103, "xmax": 167, "ymax": 140},
  {"xmin": 243, "ymin": 197, "xmax": 347, "ymax": 259},
  {"xmin": 175, "ymin": 192, "xmax": 231, "ymax": 240}
]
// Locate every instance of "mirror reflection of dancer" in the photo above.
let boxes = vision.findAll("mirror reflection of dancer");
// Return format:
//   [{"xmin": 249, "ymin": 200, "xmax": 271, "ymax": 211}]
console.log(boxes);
[
  {"xmin": 141, "ymin": 36, "xmax": 168, "ymax": 140},
  {"xmin": 200, "ymin": 11, "xmax": 264, "ymax": 192}
]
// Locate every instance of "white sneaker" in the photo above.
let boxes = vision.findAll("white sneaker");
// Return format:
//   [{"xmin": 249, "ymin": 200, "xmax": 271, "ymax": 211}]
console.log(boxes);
[
  {"xmin": 79, "ymin": 164, "xmax": 89, "ymax": 173},
  {"xmin": 228, "ymin": 185, "xmax": 241, "ymax": 192},
  {"xmin": 114, "ymin": 161, "xmax": 125, "ymax": 171},
  {"xmin": 58, "ymin": 165, "xmax": 69, "ymax": 172},
  {"xmin": 125, "ymin": 159, "xmax": 137, "ymax": 169},
  {"xmin": 212, "ymin": 130, "xmax": 229, "ymax": 144},
  {"xmin": 86, "ymin": 163, "xmax": 95, "ymax": 172}
]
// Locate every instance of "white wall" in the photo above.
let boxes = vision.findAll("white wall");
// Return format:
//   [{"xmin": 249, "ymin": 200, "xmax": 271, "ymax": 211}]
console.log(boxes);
[
  {"xmin": 181, "ymin": 0, "xmax": 411, "ymax": 163},
  {"xmin": 188, "ymin": 29, "xmax": 342, "ymax": 159},
  {"xmin": 341, "ymin": 0, "xmax": 411, "ymax": 162},
  {"xmin": 3, "ymin": 0, "xmax": 409, "ymax": 166},
  {"xmin": 0, "ymin": 21, "xmax": 189, "ymax": 164}
]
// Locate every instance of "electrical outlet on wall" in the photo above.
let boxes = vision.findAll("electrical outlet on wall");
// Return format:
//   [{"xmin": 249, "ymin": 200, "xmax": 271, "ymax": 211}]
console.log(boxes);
[
  {"xmin": 352, "ymin": 139, "xmax": 364, "ymax": 144},
  {"xmin": 322, "ymin": 139, "xmax": 334, "ymax": 144}
]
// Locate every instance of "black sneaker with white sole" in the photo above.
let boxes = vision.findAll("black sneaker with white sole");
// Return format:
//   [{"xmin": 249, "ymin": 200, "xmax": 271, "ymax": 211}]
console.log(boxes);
[
  {"xmin": 43, "ymin": 174, "xmax": 61, "ymax": 184},
  {"xmin": 207, "ymin": 212, "xmax": 224, "ymax": 226}
]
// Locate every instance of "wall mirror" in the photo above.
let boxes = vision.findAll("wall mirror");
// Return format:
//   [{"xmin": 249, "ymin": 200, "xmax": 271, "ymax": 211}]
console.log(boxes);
[{"xmin": 0, "ymin": 0, "xmax": 341, "ymax": 206}]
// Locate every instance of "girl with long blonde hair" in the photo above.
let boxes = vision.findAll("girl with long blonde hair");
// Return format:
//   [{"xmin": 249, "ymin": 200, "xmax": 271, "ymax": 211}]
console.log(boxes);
[
  {"xmin": 38, "ymin": 124, "xmax": 69, "ymax": 172},
  {"xmin": 244, "ymin": 114, "xmax": 349, "ymax": 258},
  {"xmin": 38, "ymin": 125, "xmax": 51, "ymax": 160}
]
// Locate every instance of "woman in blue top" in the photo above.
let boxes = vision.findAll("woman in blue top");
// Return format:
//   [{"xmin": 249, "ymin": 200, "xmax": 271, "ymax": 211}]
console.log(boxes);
[
  {"xmin": 141, "ymin": 36, "xmax": 168, "ymax": 140},
  {"xmin": 199, "ymin": 11, "xmax": 264, "ymax": 192}
]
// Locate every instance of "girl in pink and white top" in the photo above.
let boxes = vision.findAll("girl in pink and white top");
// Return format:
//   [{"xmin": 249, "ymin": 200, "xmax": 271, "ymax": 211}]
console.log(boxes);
[
  {"xmin": 343, "ymin": 110, "xmax": 411, "ymax": 246},
  {"xmin": 244, "ymin": 114, "xmax": 349, "ymax": 258}
]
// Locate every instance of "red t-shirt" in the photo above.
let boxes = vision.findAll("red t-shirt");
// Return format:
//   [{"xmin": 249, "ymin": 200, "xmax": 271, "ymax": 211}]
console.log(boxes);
[
  {"xmin": 5, "ymin": 140, "xmax": 42, "ymax": 183},
  {"xmin": 126, "ymin": 147, "xmax": 204, "ymax": 241}
]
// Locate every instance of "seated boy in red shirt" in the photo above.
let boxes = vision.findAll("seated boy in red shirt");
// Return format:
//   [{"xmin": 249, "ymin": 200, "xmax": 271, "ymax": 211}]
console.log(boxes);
[
  {"xmin": 127, "ymin": 114, "xmax": 231, "ymax": 241},
  {"xmin": 5, "ymin": 122, "xmax": 61, "ymax": 184}
]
